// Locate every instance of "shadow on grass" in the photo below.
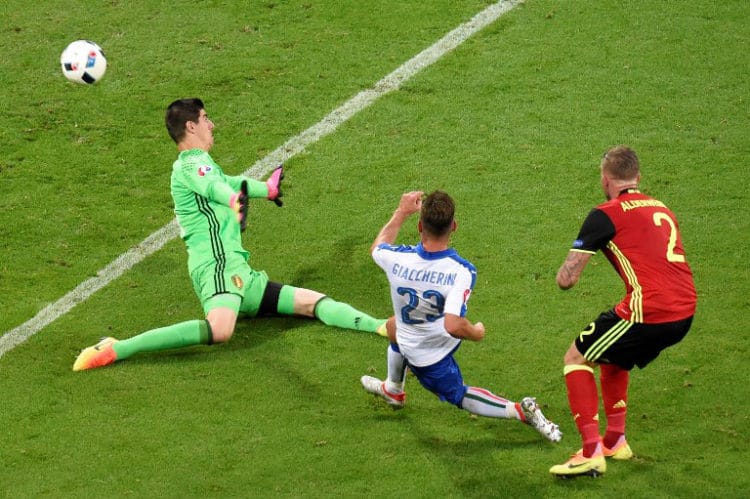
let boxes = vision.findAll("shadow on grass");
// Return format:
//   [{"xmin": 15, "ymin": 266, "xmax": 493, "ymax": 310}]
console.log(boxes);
[{"xmin": 117, "ymin": 315, "xmax": 318, "ymax": 368}]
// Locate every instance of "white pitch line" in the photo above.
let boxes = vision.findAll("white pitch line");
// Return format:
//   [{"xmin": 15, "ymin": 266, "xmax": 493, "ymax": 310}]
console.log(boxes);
[{"xmin": 0, "ymin": 0, "xmax": 522, "ymax": 358}]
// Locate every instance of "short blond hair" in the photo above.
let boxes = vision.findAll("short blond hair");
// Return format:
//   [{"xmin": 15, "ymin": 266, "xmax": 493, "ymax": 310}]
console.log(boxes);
[{"xmin": 601, "ymin": 145, "xmax": 639, "ymax": 180}]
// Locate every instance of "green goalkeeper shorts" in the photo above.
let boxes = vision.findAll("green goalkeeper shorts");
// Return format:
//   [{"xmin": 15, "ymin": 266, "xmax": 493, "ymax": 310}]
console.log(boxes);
[{"xmin": 190, "ymin": 256, "xmax": 269, "ymax": 316}]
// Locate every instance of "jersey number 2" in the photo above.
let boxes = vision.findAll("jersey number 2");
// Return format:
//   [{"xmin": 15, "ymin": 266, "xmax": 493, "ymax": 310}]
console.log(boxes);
[{"xmin": 652, "ymin": 212, "xmax": 686, "ymax": 263}]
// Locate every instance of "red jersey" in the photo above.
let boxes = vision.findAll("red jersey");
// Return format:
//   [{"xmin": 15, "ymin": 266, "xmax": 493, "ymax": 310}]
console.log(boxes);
[{"xmin": 571, "ymin": 189, "xmax": 696, "ymax": 323}]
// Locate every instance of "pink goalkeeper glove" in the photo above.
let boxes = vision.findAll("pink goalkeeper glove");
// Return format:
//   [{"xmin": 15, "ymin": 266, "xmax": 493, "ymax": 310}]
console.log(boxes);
[{"xmin": 266, "ymin": 165, "xmax": 284, "ymax": 207}]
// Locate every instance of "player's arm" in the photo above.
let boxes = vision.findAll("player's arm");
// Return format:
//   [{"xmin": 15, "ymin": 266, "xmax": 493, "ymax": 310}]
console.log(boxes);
[
  {"xmin": 227, "ymin": 176, "xmax": 266, "ymax": 197},
  {"xmin": 556, "ymin": 251, "xmax": 593, "ymax": 290},
  {"xmin": 178, "ymin": 161, "xmax": 236, "ymax": 206},
  {"xmin": 557, "ymin": 208, "xmax": 614, "ymax": 290},
  {"xmin": 227, "ymin": 165, "xmax": 284, "ymax": 206},
  {"xmin": 443, "ymin": 266, "xmax": 481, "ymax": 340},
  {"xmin": 371, "ymin": 191, "xmax": 423, "ymax": 253},
  {"xmin": 445, "ymin": 313, "xmax": 485, "ymax": 342},
  {"xmin": 176, "ymin": 159, "xmax": 250, "ymax": 228}
]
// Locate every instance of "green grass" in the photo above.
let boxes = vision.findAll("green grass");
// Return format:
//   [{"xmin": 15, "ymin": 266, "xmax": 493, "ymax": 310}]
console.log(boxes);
[{"xmin": 1, "ymin": 0, "xmax": 749, "ymax": 497}]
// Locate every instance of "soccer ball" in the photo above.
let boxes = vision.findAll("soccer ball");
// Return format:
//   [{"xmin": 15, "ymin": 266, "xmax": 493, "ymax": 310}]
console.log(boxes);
[{"xmin": 60, "ymin": 40, "xmax": 107, "ymax": 84}]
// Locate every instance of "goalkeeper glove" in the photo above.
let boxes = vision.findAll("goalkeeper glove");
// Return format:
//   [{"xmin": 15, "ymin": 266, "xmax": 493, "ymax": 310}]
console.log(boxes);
[
  {"xmin": 266, "ymin": 165, "xmax": 284, "ymax": 207},
  {"xmin": 229, "ymin": 180, "xmax": 250, "ymax": 232}
]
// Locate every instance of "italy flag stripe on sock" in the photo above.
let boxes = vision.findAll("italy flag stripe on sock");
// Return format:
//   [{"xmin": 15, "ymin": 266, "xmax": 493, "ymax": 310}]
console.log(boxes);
[{"xmin": 465, "ymin": 387, "xmax": 509, "ymax": 409}]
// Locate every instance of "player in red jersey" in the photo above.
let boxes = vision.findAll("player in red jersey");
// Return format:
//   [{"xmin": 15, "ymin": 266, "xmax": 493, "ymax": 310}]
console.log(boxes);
[{"xmin": 549, "ymin": 145, "xmax": 697, "ymax": 478}]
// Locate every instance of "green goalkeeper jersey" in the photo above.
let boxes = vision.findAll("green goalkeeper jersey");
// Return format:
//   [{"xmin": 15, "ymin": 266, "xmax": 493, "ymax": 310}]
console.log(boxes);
[{"xmin": 171, "ymin": 149, "xmax": 249, "ymax": 272}]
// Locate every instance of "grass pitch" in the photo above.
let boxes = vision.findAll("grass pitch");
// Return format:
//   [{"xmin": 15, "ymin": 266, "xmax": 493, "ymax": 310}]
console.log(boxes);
[{"xmin": 1, "ymin": 0, "xmax": 748, "ymax": 497}]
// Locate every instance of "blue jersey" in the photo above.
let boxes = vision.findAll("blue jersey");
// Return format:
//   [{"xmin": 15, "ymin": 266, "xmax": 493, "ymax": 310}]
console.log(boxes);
[{"xmin": 372, "ymin": 242, "xmax": 476, "ymax": 367}]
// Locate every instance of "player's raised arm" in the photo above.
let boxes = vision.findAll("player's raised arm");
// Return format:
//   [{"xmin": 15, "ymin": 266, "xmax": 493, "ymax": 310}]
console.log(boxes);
[{"xmin": 371, "ymin": 191, "xmax": 423, "ymax": 253}]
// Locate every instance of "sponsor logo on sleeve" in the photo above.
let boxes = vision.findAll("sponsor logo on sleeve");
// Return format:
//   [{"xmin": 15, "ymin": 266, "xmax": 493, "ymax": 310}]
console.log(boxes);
[{"xmin": 198, "ymin": 165, "xmax": 212, "ymax": 177}]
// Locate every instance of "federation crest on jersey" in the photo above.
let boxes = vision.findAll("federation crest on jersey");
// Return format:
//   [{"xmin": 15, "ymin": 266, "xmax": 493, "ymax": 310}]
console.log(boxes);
[
  {"xmin": 198, "ymin": 165, "xmax": 212, "ymax": 177},
  {"xmin": 231, "ymin": 275, "xmax": 244, "ymax": 290}
]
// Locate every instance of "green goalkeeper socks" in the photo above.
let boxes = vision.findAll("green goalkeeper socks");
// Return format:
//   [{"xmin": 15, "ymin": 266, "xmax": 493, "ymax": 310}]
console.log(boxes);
[
  {"xmin": 112, "ymin": 320, "xmax": 211, "ymax": 360},
  {"xmin": 314, "ymin": 297, "xmax": 383, "ymax": 333}
]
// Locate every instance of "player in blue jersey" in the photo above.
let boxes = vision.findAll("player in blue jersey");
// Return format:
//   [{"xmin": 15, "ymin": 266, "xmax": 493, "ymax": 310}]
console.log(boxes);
[
  {"xmin": 360, "ymin": 190, "xmax": 562, "ymax": 442},
  {"xmin": 73, "ymin": 98, "xmax": 386, "ymax": 371}
]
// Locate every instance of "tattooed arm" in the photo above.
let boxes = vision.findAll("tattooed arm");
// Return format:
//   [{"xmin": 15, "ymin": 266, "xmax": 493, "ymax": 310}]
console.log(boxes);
[
  {"xmin": 557, "ymin": 207, "xmax": 612, "ymax": 290},
  {"xmin": 556, "ymin": 251, "xmax": 593, "ymax": 290}
]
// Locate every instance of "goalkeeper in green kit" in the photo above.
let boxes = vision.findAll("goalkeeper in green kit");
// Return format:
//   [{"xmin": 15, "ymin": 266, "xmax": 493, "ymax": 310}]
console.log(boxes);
[{"xmin": 73, "ymin": 98, "xmax": 387, "ymax": 371}]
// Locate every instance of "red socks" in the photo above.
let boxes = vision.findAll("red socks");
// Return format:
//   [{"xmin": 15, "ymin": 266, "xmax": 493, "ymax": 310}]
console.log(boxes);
[
  {"xmin": 564, "ymin": 363, "xmax": 630, "ymax": 455},
  {"xmin": 600, "ymin": 363, "xmax": 629, "ymax": 448},
  {"xmin": 564, "ymin": 365, "xmax": 601, "ymax": 457}
]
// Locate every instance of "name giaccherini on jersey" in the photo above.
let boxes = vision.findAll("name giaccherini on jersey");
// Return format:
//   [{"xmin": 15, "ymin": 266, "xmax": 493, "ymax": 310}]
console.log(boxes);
[{"xmin": 390, "ymin": 263, "xmax": 457, "ymax": 286}]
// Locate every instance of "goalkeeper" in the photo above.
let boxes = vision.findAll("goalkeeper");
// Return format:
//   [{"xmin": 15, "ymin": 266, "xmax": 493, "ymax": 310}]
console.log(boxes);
[{"xmin": 74, "ymin": 98, "xmax": 386, "ymax": 371}]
